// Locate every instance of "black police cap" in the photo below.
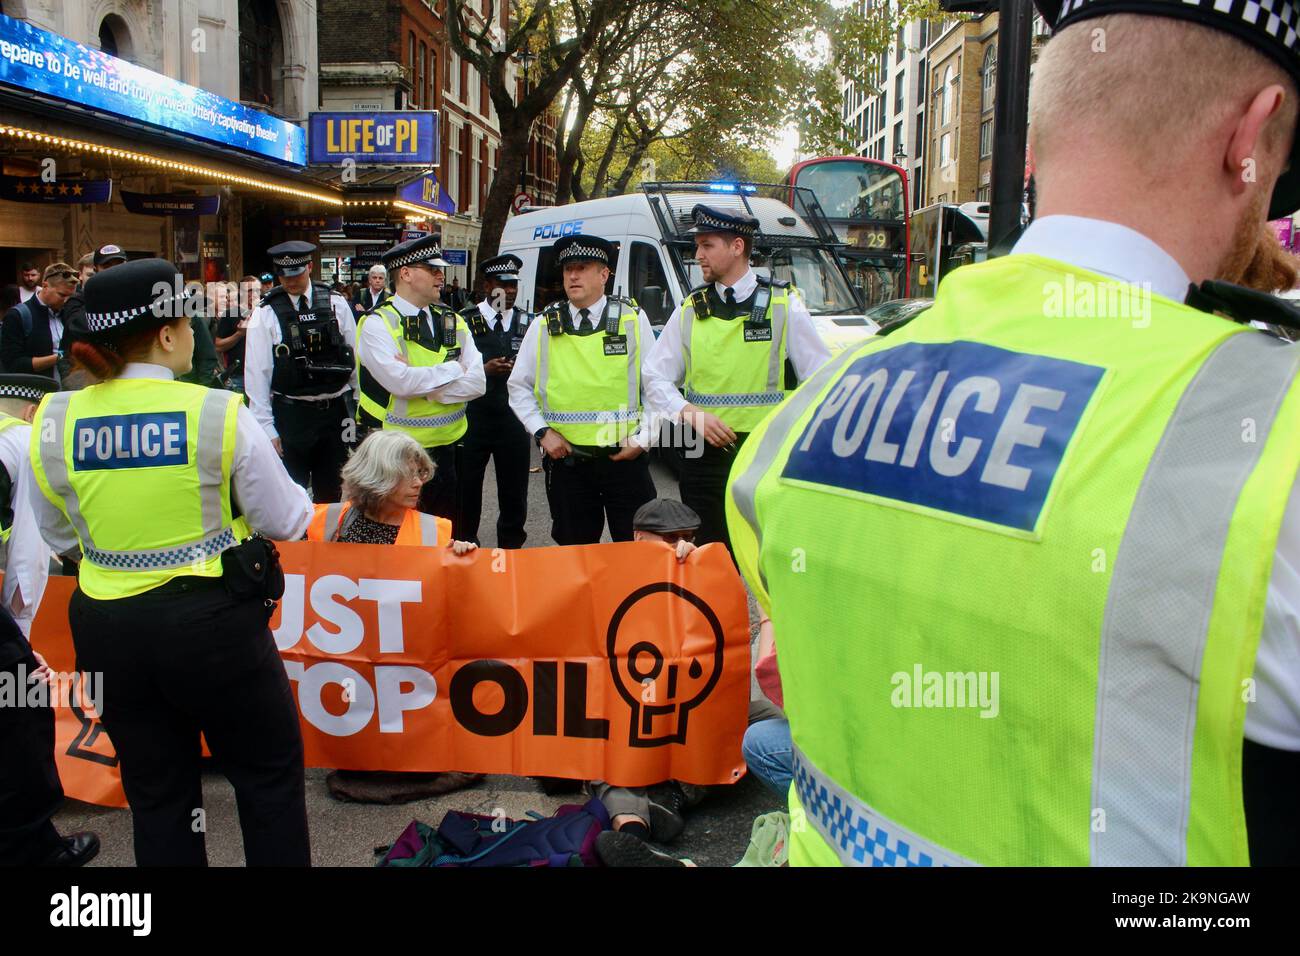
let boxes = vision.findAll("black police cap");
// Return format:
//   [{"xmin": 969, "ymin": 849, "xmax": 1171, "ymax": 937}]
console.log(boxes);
[
  {"xmin": 688, "ymin": 204, "xmax": 760, "ymax": 238},
  {"xmin": 554, "ymin": 234, "xmax": 616, "ymax": 267},
  {"xmin": 267, "ymin": 241, "xmax": 316, "ymax": 277},
  {"xmin": 93, "ymin": 244, "xmax": 127, "ymax": 268},
  {"xmin": 81, "ymin": 258, "xmax": 195, "ymax": 336},
  {"xmin": 1033, "ymin": 0, "xmax": 1300, "ymax": 218},
  {"xmin": 482, "ymin": 253, "xmax": 523, "ymax": 282},
  {"xmin": 0, "ymin": 373, "xmax": 58, "ymax": 403},
  {"xmin": 383, "ymin": 234, "xmax": 450, "ymax": 270}
]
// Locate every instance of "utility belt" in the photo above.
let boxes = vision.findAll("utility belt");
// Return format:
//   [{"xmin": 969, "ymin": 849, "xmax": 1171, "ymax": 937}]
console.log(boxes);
[
  {"xmin": 273, "ymin": 391, "xmax": 348, "ymax": 406},
  {"xmin": 562, "ymin": 443, "xmax": 621, "ymax": 463}
]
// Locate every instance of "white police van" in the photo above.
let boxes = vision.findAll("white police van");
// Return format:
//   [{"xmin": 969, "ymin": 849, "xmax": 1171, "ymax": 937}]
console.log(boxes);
[{"xmin": 497, "ymin": 182, "xmax": 880, "ymax": 352}]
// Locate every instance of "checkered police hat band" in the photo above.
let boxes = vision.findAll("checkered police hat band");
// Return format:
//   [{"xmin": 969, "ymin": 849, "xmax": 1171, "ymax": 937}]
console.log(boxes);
[
  {"xmin": 558, "ymin": 243, "xmax": 608, "ymax": 263},
  {"xmin": 0, "ymin": 386, "xmax": 46, "ymax": 402},
  {"xmin": 695, "ymin": 211, "xmax": 754, "ymax": 234},
  {"xmin": 85, "ymin": 291, "xmax": 193, "ymax": 333},
  {"xmin": 390, "ymin": 248, "xmax": 444, "ymax": 268},
  {"xmin": 1057, "ymin": 0, "xmax": 1300, "ymax": 52},
  {"xmin": 273, "ymin": 255, "xmax": 311, "ymax": 267}
]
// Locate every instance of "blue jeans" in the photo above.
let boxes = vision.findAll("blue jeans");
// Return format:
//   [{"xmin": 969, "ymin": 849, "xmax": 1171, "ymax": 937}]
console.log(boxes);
[{"xmin": 742, "ymin": 717, "xmax": 792, "ymax": 797}]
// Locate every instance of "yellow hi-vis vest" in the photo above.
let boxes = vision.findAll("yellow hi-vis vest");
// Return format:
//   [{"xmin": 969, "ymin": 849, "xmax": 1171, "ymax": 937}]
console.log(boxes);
[
  {"xmin": 726, "ymin": 253, "xmax": 1300, "ymax": 866},
  {"xmin": 30, "ymin": 379, "xmax": 252, "ymax": 600},
  {"xmin": 534, "ymin": 300, "xmax": 643, "ymax": 447},
  {"xmin": 0, "ymin": 412, "xmax": 26, "ymax": 563},
  {"xmin": 356, "ymin": 301, "xmax": 469, "ymax": 448},
  {"xmin": 680, "ymin": 281, "xmax": 792, "ymax": 433}
]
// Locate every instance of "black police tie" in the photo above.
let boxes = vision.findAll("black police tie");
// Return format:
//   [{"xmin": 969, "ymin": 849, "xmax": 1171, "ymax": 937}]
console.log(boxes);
[
  {"xmin": 579, "ymin": 308, "xmax": 592, "ymax": 332},
  {"xmin": 725, "ymin": 287, "xmax": 736, "ymax": 307},
  {"xmin": 417, "ymin": 309, "xmax": 429, "ymax": 334},
  {"xmin": 494, "ymin": 312, "xmax": 505, "ymax": 334}
]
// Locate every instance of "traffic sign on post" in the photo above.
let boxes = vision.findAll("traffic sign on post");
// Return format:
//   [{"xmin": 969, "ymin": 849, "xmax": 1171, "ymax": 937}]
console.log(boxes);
[{"xmin": 512, "ymin": 192, "xmax": 534, "ymax": 214}]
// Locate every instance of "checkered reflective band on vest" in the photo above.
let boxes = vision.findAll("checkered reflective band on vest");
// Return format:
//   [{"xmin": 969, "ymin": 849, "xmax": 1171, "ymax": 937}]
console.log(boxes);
[
  {"xmin": 535, "ymin": 303, "xmax": 643, "ymax": 446},
  {"xmin": 0, "ymin": 413, "xmax": 24, "ymax": 561},
  {"xmin": 31, "ymin": 380, "xmax": 251, "ymax": 600},
  {"xmin": 681, "ymin": 282, "xmax": 791, "ymax": 433},
  {"xmin": 793, "ymin": 744, "xmax": 977, "ymax": 866},
  {"xmin": 356, "ymin": 303, "xmax": 469, "ymax": 448}
]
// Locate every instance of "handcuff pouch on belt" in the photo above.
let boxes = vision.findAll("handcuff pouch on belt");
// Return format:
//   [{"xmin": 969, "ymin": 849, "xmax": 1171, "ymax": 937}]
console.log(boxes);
[{"xmin": 220, "ymin": 535, "xmax": 285, "ymax": 610}]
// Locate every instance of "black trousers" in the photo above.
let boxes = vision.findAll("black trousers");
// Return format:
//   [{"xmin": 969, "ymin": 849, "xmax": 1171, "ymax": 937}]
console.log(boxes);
[
  {"xmin": 679, "ymin": 430, "xmax": 750, "ymax": 552},
  {"xmin": 0, "ymin": 648, "xmax": 66, "ymax": 866},
  {"xmin": 418, "ymin": 443, "xmax": 460, "ymax": 534},
  {"xmin": 543, "ymin": 451, "xmax": 656, "ymax": 545},
  {"xmin": 69, "ymin": 578, "xmax": 310, "ymax": 867},
  {"xmin": 460, "ymin": 406, "xmax": 531, "ymax": 549},
  {"xmin": 273, "ymin": 394, "xmax": 350, "ymax": 503}
]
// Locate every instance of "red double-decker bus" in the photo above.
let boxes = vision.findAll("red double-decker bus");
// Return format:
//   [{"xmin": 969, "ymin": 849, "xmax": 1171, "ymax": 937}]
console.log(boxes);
[{"xmin": 787, "ymin": 156, "xmax": 910, "ymax": 308}]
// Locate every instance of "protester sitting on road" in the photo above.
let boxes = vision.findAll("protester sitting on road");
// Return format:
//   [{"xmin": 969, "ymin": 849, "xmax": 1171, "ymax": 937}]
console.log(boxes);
[
  {"xmin": 306, "ymin": 430, "xmax": 476, "ymax": 552},
  {"xmin": 307, "ymin": 430, "xmax": 480, "ymax": 804},
  {"xmin": 742, "ymin": 614, "xmax": 792, "ymax": 797},
  {"xmin": 590, "ymin": 498, "xmax": 711, "ymax": 868}
]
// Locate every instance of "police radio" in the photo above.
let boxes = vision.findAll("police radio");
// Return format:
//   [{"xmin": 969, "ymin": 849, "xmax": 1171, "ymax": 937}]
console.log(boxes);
[
  {"xmin": 510, "ymin": 303, "xmax": 533, "ymax": 357},
  {"xmin": 602, "ymin": 288, "xmax": 630, "ymax": 357},
  {"xmin": 744, "ymin": 280, "xmax": 774, "ymax": 343}
]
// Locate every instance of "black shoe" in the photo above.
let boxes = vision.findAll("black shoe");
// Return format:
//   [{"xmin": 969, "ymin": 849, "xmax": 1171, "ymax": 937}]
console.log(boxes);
[
  {"xmin": 39, "ymin": 832, "xmax": 100, "ymax": 867},
  {"xmin": 646, "ymin": 782, "xmax": 687, "ymax": 843},
  {"xmin": 535, "ymin": 776, "xmax": 583, "ymax": 796},
  {"xmin": 596, "ymin": 830, "xmax": 688, "ymax": 867}
]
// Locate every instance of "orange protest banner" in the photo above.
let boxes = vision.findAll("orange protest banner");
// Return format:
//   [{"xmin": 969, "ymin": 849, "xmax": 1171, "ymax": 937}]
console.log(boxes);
[{"xmin": 25, "ymin": 540, "xmax": 752, "ymax": 807}]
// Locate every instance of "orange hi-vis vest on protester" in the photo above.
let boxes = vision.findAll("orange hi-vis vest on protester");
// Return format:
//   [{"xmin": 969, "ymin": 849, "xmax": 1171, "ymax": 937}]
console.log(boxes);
[{"xmin": 306, "ymin": 502, "xmax": 450, "ymax": 547}]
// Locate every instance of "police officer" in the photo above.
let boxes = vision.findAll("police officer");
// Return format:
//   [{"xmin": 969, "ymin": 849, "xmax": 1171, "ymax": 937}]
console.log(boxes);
[
  {"xmin": 245, "ymin": 241, "xmax": 358, "ymax": 502},
  {"xmin": 508, "ymin": 235, "xmax": 657, "ymax": 545},
  {"xmin": 0, "ymin": 373, "xmax": 100, "ymax": 867},
  {"xmin": 355, "ymin": 234, "xmax": 485, "ymax": 525},
  {"xmin": 727, "ymin": 3, "xmax": 1300, "ymax": 866},
  {"xmin": 643, "ymin": 205, "xmax": 829, "ymax": 551},
  {"xmin": 29, "ymin": 259, "xmax": 314, "ymax": 866},
  {"xmin": 459, "ymin": 254, "xmax": 533, "ymax": 549}
]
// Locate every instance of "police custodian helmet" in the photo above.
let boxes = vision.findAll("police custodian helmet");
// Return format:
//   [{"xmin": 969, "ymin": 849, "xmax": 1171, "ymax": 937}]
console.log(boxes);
[{"xmin": 1032, "ymin": 0, "xmax": 1300, "ymax": 218}]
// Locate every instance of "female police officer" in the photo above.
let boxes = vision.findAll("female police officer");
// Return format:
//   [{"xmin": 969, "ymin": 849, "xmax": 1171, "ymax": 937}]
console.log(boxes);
[{"xmin": 27, "ymin": 259, "xmax": 315, "ymax": 866}]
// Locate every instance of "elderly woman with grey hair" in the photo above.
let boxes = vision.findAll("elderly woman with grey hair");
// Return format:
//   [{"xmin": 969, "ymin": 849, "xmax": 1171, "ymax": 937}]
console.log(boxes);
[
  {"xmin": 307, "ymin": 430, "xmax": 476, "ymax": 553},
  {"xmin": 310, "ymin": 430, "xmax": 481, "ymax": 803}
]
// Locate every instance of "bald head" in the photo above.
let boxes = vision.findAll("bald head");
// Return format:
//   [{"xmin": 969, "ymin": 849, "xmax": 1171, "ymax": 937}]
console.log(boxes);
[{"xmin": 1029, "ymin": 14, "xmax": 1298, "ymax": 283}]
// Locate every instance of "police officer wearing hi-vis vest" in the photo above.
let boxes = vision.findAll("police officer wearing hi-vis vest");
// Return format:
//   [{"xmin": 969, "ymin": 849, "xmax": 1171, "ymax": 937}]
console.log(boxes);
[
  {"xmin": 643, "ymin": 205, "xmax": 829, "ymax": 551},
  {"xmin": 459, "ymin": 253, "xmax": 533, "ymax": 549},
  {"xmin": 245, "ymin": 240, "xmax": 358, "ymax": 503},
  {"xmin": 28, "ymin": 259, "xmax": 314, "ymax": 866},
  {"xmin": 507, "ymin": 234, "xmax": 657, "ymax": 545},
  {"xmin": 355, "ymin": 234, "xmax": 485, "ymax": 526},
  {"xmin": 727, "ymin": 0, "xmax": 1300, "ymax": 867}
]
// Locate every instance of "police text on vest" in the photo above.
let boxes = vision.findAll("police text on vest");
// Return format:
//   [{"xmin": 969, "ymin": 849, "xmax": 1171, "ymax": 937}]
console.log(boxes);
[
  {"xmin": 782, "ymin": 342, "xmax": 1104, "ymax": 531},
  {"xmin": 73, "ymin": 412, "xmax": 189, "ymax": 471}
]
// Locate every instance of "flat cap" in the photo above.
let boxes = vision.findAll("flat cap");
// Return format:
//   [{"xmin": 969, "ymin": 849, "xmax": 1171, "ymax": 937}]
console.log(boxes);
[
  {"xmin": 554, "ymin": 234, "xmax": 616, "ymax": 268},
  {"xmin": 482, "ymin": 253, "xmax": 523, "ymax": 282},
  {"xmin": 633, "ymin": 498, "xmax": 702, "ymax": 534},
  {"xmin": 688, "ymin": 204, "xmax": 759, "ymax": 238}
]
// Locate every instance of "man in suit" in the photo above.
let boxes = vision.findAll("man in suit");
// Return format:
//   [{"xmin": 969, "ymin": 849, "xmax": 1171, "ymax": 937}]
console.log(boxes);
[
  {"xmin": 359, "ymin": 265, "xmax": 389, "ymax": 313},
  {"xmin": 0, "ymin": 263, "xmax": 75, "ymax": 381}
]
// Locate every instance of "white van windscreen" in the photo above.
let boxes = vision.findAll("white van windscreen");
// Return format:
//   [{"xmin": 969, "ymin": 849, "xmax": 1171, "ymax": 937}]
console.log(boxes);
[{"xmin": 683, "ymin": 246, "xmax": 859, "ymax": 315}]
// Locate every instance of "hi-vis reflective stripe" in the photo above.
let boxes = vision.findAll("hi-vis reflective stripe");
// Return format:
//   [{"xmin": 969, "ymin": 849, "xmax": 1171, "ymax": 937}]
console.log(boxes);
[
  {"xmin": 685, "ymin": 389, "xmax": 785, "ymax": 408},
  {"xmin": 730, "ymin": 347, "xmax": 858, "ymax": 592},
  {"xmin": 322, "ymin": 502, "xmax": 345, "ymax": 541},
  {"xmin": 794, "ymin": 743, "xmax": 977, "ymax": 867},
  {"xmin": 414, "ymin": 512, "xmax": 442, "ymax": 544},
  {"xmin": 38, "ymin": 389, "xmax": 239, "ymax": 568},
  {"xmin": 681, "ymin": 287, "xmax": 788, "ymax": 390},
  {"xmin": 1092, "ymin": 330, "xmax": 1300, "ymax": 866},
  {"xmin": 322, "ymin": 502, "xmax": 443, "ymax": 544},
  {"xmin": 543, "ymin": 409, "xmax": 639, "ymax": 425},
  {"xmin": 536, "ymin": 307, "xmax": 640, "ymax": 419},
  {"xmin": 387, "ymin": 408, "xmax": 466, "ymax": 429}
]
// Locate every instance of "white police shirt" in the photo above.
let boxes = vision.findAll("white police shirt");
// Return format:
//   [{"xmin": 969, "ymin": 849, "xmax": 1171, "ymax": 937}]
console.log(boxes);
[
  {"xmin": 355, "ymin": 292, "xmax": 486, "ymax": 408},
  {"xmin": 0, "ymin": 420, "xmax": 50, "ymax": 636},
  {"xmin": 476, "ymin": 298, "xmax": 519, "ymax": 332},
  {"xmin": 1012, "ymin": 215, "xmax": 1300, "ymax": 751},
  {"xmin": 30, "ymin": 363, "xmax": 314, "ymax": 555},
  {"xmin": 507, "ymin": 296, "xmax": 655, "ymax": 449},
  {"xmin": 244, "ymin": 288, "xmax": 359, "ymax": 441},
  {"xmin": 642, "ymin": 267, "xmax": 832, "ymax": 422}
]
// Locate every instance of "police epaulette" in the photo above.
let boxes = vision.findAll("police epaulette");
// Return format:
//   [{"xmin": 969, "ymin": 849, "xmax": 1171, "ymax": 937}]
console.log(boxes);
[
  {"xmin": 1185, "ymin": 279, "xmax": 1300, "ymax": 332},
  {"xmin": 756, "ymin": 275, "xmax": 790, "ymax": 290}
]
